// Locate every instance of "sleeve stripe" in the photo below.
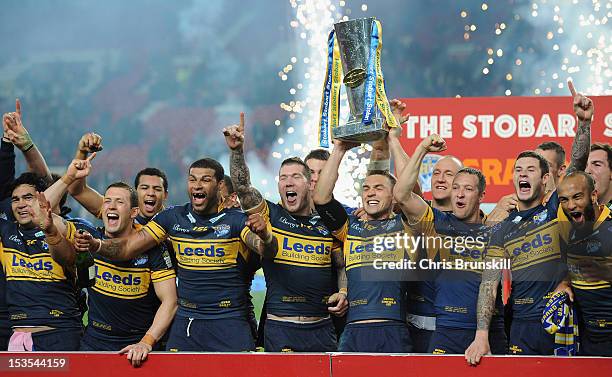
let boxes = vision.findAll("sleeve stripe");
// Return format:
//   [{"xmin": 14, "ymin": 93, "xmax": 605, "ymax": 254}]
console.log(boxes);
[
  {"xmin": 332, "ymin": 221, "xmax": 349, "ymax": 242},
  {"xmin": 151, "ymin": 269, "xmax": 176, "ymax": 282},
  {"xmin": 143, "ymin": 221, "xmax": 166, "ymax": 243},
  {"xmin": 65, "ymin": 221, "xmax": 77, "ymax": 242}
]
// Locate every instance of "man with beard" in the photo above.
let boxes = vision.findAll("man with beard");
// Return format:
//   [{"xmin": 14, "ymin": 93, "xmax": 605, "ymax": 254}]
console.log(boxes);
[
  {"xmin": 586, "ymin": 143, "xmax": 612, "ymax": 208},
  {"xmin": 41, "ymin": 181, "xmax": 177, "ymax": 366},
  {"xmin": 555, "ymin": 171, "xmax": 612, "ymax": 356},
  {"xmin": 313, "ymin": 135, "xmax": 413, "ymax": 353},
  {"xmin": 465, "ymin": 80, "xmax": 593, "ymax": 363},
  {"xmin": 74, "ymin": 157, "xmax": 278, "ymax": 352},
  {"xmin": 223, "ymin": 113, "xmax": 347, "ymax": 352},
  {"xmin": 394, "ymin": 134, "xmax": 507, "ymax": 355}
]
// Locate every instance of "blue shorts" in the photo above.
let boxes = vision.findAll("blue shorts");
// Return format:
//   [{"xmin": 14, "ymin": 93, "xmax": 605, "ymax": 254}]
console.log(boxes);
[
  {"xmin": 166, "ymin": 316, "xmax": 255, "ymax": 352},
  {"xmin": 509, "ymin": 319, "xmax": 554, "ymax": 355},
  {"xmin": 29, "ymin": 328, "xmax": 82, "ymax": 351},
  {"xmin": 80, "ymin": 326, "xmax": 143, "ymax": 351},
  {"xmin": 429, "ymin": 326, "xmax": 507, "ymax": 354},
  {"xmin": 579, "ymin": 326, "xmax": 612, "ymax": 357},
  {"xmin": 338, "ymin": 321, "xmax": 412, "ymax": 353},
  {"xmin": 264, "ymin": 318, "xmax": 337, "ymax": 352},
  {"xmin": 408, "ymin": 325, "xmax": 433, "ymax": 353}
]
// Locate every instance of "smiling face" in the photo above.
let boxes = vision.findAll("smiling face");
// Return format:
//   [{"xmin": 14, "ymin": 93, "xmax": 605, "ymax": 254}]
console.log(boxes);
[
  {"xmin": 451, "ymin": 172, "xmax": 483, "ymax": 221},
  {"xmin": 558, "ymin": 174, "xmax": 598, "ymax": 228},
  {"xmin": 361, "ymin": 174, "xmax": 394, "ymax": 220},
  {"xmin": 431, "ymin": 157, "xmax": 462, "ymax": 202},
  {"xmin": 278, "ymin": 163, "xmax": 311, "ymax": 215},
  {"xmin": 102, "ymin": 187, "xmax": 137, "ymax": 237},
  {"xmin": 11, "ymin": 184, "xmax": 39, "ymax": 228},
  {"xmin": 187, "ymin": 167, "xmax": 221, "ymax": 215},
  {"xmin": 514, "ymin": 156, "xmax": 549, "ymax": 208},
  {"xmin": 136, "ymin": 175, "xmax": 167, "ymax": 219}
]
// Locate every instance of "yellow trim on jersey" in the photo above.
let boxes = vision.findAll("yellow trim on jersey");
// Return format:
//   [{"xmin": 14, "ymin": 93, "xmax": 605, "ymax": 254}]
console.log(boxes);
[
  {"xmin": 332, "ymin": 221, "xmax": 349, "ymax": 242},
  {"xmin": 151, "ymin": 269, "xmax": 176, "ymax": 283},
  {"xmin": 272, "ymin": 227, "xmax": 333, "ymax": 242},
  {"xmin": 91, "ymin": 286, "xmax": 148, "ymax": 300},
  {"xmin": 503, "ymin": 220, "xmax": 558, "ymax": 250},
  {"xmin": 65, "ymin": 221, "xmax": 76, "ymax": 243},
  {"xmin": 169, "ymin": 235, "xmax": 241, "ymax": 244},
  {"xmin": 95, "ymin": 258, "xmax": 149, "ymax": 273},
  {"xmin": 144, "ymin": 221, "xmax": 167, "ymax": 243},
  {"xmin": 511, "ymin": 253, "xmax": 561, "ymax": 271},
  {"xmin": 271, "ymin": 259, "xmax": 331, "ymax": 268}
]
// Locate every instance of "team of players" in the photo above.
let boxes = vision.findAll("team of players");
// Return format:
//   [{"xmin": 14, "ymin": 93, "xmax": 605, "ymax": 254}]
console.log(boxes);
[{"xmin": 0, "ymin": 84, "xmax": 610, "ymax": 365}]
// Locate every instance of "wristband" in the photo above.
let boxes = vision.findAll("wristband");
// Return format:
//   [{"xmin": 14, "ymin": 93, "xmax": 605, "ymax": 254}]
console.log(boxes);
[
  {"xmin": 264, "ymin": 232, "xmax": 274, "ymax": 244},
  {"xmin": 140, "ymin": 333, "xmax": 157, "ymax": 347},
  {"xmin": 93, "ymin": 239, "xmax": 103, "ymax": 253},
  {"xmin": 18, "ymin": 133, "xmax": 34, "ymax": 152},
  {"xmin": 60, "ymin": 174, "xmax": 74, "ymax": 186},
  {"xmin": 339, "ymin": 288, "xmax": 348, "ymax": 295}
]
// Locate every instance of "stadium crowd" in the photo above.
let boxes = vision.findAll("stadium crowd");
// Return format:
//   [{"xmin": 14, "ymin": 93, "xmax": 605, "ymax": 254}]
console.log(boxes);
[{"xmin": 0, "ymin": 81, "xmax": 610, "ymax": 367}]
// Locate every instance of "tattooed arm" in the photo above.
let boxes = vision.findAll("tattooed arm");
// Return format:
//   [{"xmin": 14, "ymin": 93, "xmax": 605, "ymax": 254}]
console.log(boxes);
[
  {"xmin": 74, "ymin": 228, "xmax": 157, "ymax": 261},
  {"xmin": 223, "ymin": 112, "xmax": 264, "ymax": 212},
  {"xmin": 464, "ymin": 266, "xmax": 502, "ymax": 365},
  {"xmin": 242, "ymin": 216, "xmax": 279, "ymax": 259},
  {"xmin": 566, "ymin": 80, "xmax": 593, "ymax": 174}
]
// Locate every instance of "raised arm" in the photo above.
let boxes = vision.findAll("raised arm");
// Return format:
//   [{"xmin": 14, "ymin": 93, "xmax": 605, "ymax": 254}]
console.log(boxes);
[
  {"xmin": 223, "ymin": 112, "xmax": 263, "ymax": 212},
  {"xmin": 394, "ymin": 135, "xmax": 446, "ymax": 223},
  {"xmin": 313, "ymin": 140, "xmax": 359, "ymax": 205},
  {"xmin": 566, "ymin": 80, "xmax": 592, "ymax": 174},
  {"xmin": 3, "ymin": 100, "xmax": 51, "ymax": 180},
  {"xmin": 68, "ymin": 133, "xmax": 104, "ymax": 217},
  {"xmin": 242, "ymin": 213, "xmax": 279, "ymax": 259},
  {"xmin": 33, "ymin": 192, "xmax": 76, "ymax": 270},
  {"xmin": 44, "ymin": 153, "xmax": 96, "ymax": 211}
]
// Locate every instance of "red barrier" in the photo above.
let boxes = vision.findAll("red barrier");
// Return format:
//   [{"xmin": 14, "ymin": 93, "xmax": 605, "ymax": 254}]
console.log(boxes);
[
  {"xmin": 331, "ymin": 354, "xmax": 612, "ymax": 377},
  {"xmin": 0, "ymin": 352, "xmax": 610, "ymax": 377}
]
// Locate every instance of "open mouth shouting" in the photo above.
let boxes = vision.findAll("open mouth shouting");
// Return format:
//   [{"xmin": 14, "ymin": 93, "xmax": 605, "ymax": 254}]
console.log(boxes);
[
  {"xmin": 455, "ymin": 200, "xmax": 466, "ymax": 209},
  {"xmin": 365, "ymin": 199, "xmax": 380, "ymax": 208},
  {"xmin": 285, "ymin": 191, "xmax": 298, "ymax": 206},
  {"xmin": 106, "ymin": 212, "xmax": 120, "ymax": 228},
  {"xmin": 518, "ymin": 180, "xmax": 531, "ymax": 195},
  {"xmin": 569, "ymin": 210, "xmax": 585, "ymax": 224},
  {"xmin": 192, "ymin": 192, "xmax": 207, "ymax": 206},
  {"xmin": 143, "ymin": 199, "xmax": 157, "ymax": 213}
]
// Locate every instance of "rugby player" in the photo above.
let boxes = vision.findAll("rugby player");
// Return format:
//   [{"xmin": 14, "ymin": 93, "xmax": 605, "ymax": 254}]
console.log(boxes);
[
  {"xmin": 555, "ymin": 171, "xmax": 612, "ymax": 356},
  {"xmin": 394, "ymin": 134, "xmax": 507, "ymax": 355},
  {"xmin": 586, "ymin": 143, "xmax": 612, "ymax": 208},
  {"xmin": 313, "ymin": 134, "xmax": 413, "ymax": 353},
  {"xmin": 0, "ymin": 173, "xmax": 84, "ymax": 351},
  {"xmin": 535, "ymin": 141, "xmax": 567, "ymax": 191},
  {"xmin": 44, "ymin": 177, "xmax": 177, "ymax": 365},
  {"xmin": 73, "ymin": 157, "xmax": 278, "ymax": 352},
  {"xmin": 465, "ymin": 80, "xmax": 593, "ymax": 363},
  {"xmin": 223, "ymin": 113, "xmax": 347, "ymax": 352}
]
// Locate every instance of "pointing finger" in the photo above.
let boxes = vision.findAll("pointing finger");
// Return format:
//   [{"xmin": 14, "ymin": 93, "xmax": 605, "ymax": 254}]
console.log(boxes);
[
  {"xmin": 15, "ymin": 99, "xmax": 21, "ymax": 117},
  {"xmin": 567, "ymin": 79, "xmax": 577, "ymax": 97},
  {"xmin": 239, "ymin": 112, "xmax": 245, "ymax": 132}
]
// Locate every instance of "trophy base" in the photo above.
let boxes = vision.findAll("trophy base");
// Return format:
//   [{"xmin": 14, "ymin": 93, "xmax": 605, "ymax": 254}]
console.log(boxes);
[{"xmin": 331, "ymin": 117, "xmax": 387, "ymax": 143}]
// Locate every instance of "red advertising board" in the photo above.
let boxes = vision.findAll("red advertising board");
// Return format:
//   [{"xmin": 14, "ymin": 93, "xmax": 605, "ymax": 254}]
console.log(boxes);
[{"xmin": 398, "ymin": 96, "xmax": 612, "ymax": 202}]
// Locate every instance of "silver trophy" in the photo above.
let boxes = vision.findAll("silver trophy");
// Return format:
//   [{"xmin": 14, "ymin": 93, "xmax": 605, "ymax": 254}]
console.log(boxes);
[{"xmin": 332, "ymin": 18, "xmax": 386, "ymax": 142}]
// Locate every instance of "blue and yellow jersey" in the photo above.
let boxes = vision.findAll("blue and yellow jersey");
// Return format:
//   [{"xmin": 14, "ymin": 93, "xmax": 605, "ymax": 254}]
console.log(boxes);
[
  {"xmin": 256, "ymin": 200, "xmax": 340, "ymax": 317},
  {"xmin": 143, "ymin": 204, "xmax": 251, "ymax": 319},
  {"xmin": 316, "ymin": 198, "xmax": 410, "ymax": 323},
  {"xmin": 559, "ymin": 205, "xmax": 612, "ymax": 336},
  {"xmin": 413, "ymin": 207, "xmax": 504, "ymax": 330},
  {"xmin": 0, "ymin": 219, "xmax": 80, "ymax": 328},
  {"xmin": 487, "ymin": 192, "xmax": 564, "ymax": 320},
  {"xmin": 66, "ymin": 222, "xmax": 175, "ymax": 339}
]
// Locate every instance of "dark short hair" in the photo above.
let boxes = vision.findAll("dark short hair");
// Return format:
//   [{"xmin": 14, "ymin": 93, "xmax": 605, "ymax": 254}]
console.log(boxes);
[
  {"xmin": 222, "ymin": 175, "xmax": 235, "ymax": 194},
  {"xmin": 10, "ymin": 172, "xmax": 48, "ymax": 195},
  {"xmin": 106, "ymin": 182, "xmax": 138, "ymax": 208},
  {"xmin": 365, "ymin": 170, "xmax": 397, "ymax": 187},
  {"xmin": 590, "ymin": 142, "xmax": 612, "ymax": 168},
  {"xmin": 189, "ymin": 158, "xmax": 224, "ymax": 182},
  {"xmin": 562, "ymin": 171, "xmax": 596, "ymax": 195},
  {"xmin": 135, "ymin": 167, "xmax": 168, "ymax": 193},
  {"xmin": 456, "ymin": 167, "xmax": 486, "ymax": 194},
  {"xmin": 280, "ymin": 157, "xmax": 312, "ymax": 181},
  {"xmin": 536, "ymin": 141, "xmax": 566, "ymax": 168},
  {"xmin": 515, "ymin": 151, "xmax": 550, "ymax": 177},
  {"xmin": 304, "ymin": 149, "xmax": 330, "ymax": 163}
]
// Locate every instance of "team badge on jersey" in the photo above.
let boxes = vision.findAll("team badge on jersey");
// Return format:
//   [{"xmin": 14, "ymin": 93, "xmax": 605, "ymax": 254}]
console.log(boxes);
[
  {"xmin": 133, "ymin": 255, "xmax": 149, "ymax": 266},
  {"xmin": 533, "ymin": 210, "xmax": 548, "ymax": 225},
  {"xmin": 213, "ymin": 224, "xmax": 231, "ymax": 237}
]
